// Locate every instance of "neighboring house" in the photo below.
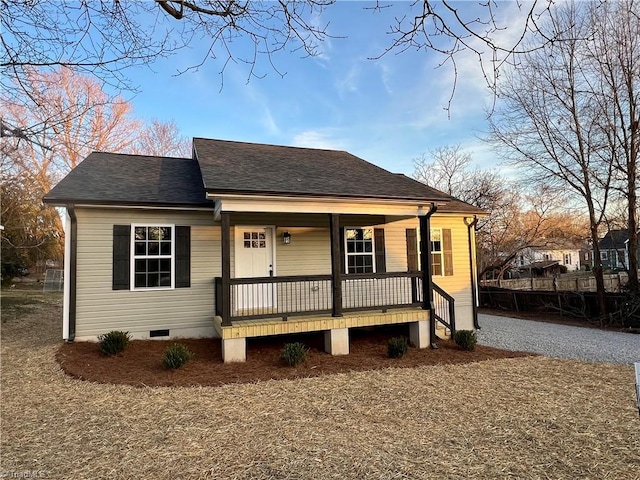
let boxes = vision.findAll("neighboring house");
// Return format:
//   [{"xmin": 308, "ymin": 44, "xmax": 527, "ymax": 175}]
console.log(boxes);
[
  {"xmin": 516, "ymin": 241, "xmax": 581, "ymax": 276},
  {"xmin": 598, "ymin": 229, "xmax": 629, "ymax": 271},
  {"xmin": 579, "ymin": 242, "xmax": 594, "ymax": 270},
  {"xmin": 44, "ymin": 138, "xmax": 486, "ymax": 362}
]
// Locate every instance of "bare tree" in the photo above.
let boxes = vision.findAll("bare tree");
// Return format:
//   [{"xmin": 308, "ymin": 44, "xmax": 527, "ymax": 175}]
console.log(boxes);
[
  {"xmin": 489, "ymin": 2, "xmax": 618, "ymax": 315},
  {"xmin": 377, "ymin": 0, "xmax": 555, "ymax": 111},
  {"xmin": 586, "ymin": 0, "xmax": 640, "ymax": 292},
  {"xmin": 1, "ymin": 172, "xmax": 64, "ymax": 282},
  {"xmin": 412, "ymin": 144, "xmax": 558, "ymax": 279},
  {"xmin": 413, "ymin": 145, "xmax": 506, "ymax": 213},
  {"xmin": 2, "ymin": 68, "xmax": 190, "ymax": 191},
  {"xmin": 3, "ymin": 68, "xmax": 142, "ymax": 193},
  {"xmin": 1, "ymin": 1, "xmax": 332, "ymax": 104},
  {"xmin": 1, "ymin": 1, "xmax": 558, "ymax": 127},
  {"xmin": 135, "ymin": 119, "xmax": 192, "ymax": 158}
]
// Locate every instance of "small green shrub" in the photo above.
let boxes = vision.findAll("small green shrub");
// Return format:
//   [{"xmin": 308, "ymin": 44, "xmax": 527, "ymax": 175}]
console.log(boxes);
[
  {"xmin": 387, "ymin": 336, "xmax": 408, "ymax": 358},
  {"xmin": 163, "ymin": 343, "xmax": 194, "ymax": 370},
  {"xmin": 281, "ymin": 342, "xmax": 308, "ymax": 366},
  {"xmin": 97, "ymin": 330, "xmax": 131, "ymax": 356},
  {"xmin": 453, "ymin": 330, "xmax": 477, "ymax": 351}
]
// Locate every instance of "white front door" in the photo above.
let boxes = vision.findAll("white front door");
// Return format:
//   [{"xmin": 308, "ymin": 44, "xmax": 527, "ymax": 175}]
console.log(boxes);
[{"xmin": 234, "ymin": 226, "xmax": 275, "ymax": 312}]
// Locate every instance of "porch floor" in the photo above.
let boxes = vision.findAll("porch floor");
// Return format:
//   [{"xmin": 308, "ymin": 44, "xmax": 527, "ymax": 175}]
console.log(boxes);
[{"xmin": 213, "ymin": 308, "xmax": 430, "ymax": 340}]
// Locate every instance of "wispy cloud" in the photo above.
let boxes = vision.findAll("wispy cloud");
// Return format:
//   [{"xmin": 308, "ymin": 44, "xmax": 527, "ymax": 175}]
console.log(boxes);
[
  {"xmin": 309, "ymin": 10, "xmax": 333, "ymax": 62},
  {"xmin": 375, "ymin": 61, "xmax": 394, "ymax": 95},
  {"xmin": 335, "ymin": 63, "xmax": 361, "ymax": 96},
  {"xmin": 291, "ymin": 130, "xmax": 347, "ymax": 150}
]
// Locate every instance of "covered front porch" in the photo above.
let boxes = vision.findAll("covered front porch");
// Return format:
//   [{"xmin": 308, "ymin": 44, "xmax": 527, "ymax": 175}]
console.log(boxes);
[{"xmin": 212, "ymin": 209, "xmax": 456, "ymax": 362}]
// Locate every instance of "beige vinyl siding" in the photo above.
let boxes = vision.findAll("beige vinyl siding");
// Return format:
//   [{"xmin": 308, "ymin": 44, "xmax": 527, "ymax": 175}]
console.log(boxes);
[
  {"xmin": 430, "ymin": 215, "xmax": 474, "ymax": 330},
  {"xmin": 383, "ymin": 217, "xmax": 420, "ymax": 272},
  {"xmin": 274, "ymin": 227, "xmax": 331, "ymax": 276},
  {"xmin": 74, "ymin": 208, "xmax": 218, "ymax": 339}
]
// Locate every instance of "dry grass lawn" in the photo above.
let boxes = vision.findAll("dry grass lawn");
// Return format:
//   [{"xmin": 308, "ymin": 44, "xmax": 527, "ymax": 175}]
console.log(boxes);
[{"xmin": 1, "ymin": 288, "xmax": 639, "ymax": 479}]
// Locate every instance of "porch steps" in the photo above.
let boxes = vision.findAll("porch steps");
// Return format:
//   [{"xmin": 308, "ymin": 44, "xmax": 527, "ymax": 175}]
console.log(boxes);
[{"xmin": 436, "ymin": 323, "xmax": 451, "ymax": 340}]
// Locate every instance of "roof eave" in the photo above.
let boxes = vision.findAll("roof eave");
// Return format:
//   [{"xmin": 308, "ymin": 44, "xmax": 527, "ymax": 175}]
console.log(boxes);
[
  {"xmin": 204, "ymin": 188, "xmax": 447, "ymax": 204},
  {"xmin": 42, "ymin": 197, "xmax": 215, "ymax": 210}
]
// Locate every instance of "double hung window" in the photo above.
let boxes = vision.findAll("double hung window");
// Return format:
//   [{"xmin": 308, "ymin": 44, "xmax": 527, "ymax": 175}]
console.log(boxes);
[
  {"xmin": 430, "ymin": 228, "xmax": 443, "ymax": 276},
  {"xmin": 345, "ymin": 228, "xmax": 374, "ymax": 274},
  {"xmin": 133, "ymin": 225, "xmax": 174, "ymax": 289}
]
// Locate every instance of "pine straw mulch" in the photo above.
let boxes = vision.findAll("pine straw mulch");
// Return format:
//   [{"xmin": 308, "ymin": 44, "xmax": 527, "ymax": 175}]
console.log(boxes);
[
  {"xmin": 3, "ymin": 290, "xmax": 640, "ymax": 479},
  {"xmin": 57, "ymin": 325, "xmax": 534, "ymax": 387}
]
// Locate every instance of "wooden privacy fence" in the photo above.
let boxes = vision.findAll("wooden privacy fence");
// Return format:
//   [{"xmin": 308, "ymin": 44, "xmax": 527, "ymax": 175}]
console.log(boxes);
[
  {"xmin": 481, "ymin": 273, "xmax": 630, "ymax": 293},
  {"xmin": 479, "ymin": 286, "xmax": 640, "ymax": 328}
]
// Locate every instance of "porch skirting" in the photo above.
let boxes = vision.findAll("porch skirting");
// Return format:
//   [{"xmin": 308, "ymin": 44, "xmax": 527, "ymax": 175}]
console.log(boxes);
[{"xmin": 213, "ymin": 308, "xmax": 430, "ymax": 362}]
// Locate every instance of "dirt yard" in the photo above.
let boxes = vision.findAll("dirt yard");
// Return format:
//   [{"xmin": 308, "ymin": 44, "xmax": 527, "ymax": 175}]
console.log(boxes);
[{"xmin": 2, "ymin": 287, "xmax": 639, "ymax": 479}]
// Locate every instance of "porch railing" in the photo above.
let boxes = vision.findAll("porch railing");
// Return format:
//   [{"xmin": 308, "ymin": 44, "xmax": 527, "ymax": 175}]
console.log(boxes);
[
  {"xmin": 433, "ymin": 283, "xmax": 456, "ymax": 336},
  {"xmin": 215, "ymin": 273, "xmax": 457, "ymax": 333},
  {"xmin": 215, "ymin": 272, "xmax": 429, "ymax": 322}
]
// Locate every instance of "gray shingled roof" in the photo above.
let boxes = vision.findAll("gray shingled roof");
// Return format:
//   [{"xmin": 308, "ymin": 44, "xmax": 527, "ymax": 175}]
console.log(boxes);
[
  {"xmin": 194, "ymin": 138, "xmax": 457, "ymax": 203},
  {"xmin": 43, "ymin": 139, "xmax": 487, "ymax": 215},
  {"xmin": 599, "ymin": 229, "xmax": 629, "ymax": 250},
  {"xmin": 43, "ymin": 152, "xmax": 213, "ymax": 208}
]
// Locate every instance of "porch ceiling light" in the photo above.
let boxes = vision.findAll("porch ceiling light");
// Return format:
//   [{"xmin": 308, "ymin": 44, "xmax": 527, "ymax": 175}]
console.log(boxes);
[{"xmin": 283, "ymin": 231, "xmax": 291, "ymax": 245}]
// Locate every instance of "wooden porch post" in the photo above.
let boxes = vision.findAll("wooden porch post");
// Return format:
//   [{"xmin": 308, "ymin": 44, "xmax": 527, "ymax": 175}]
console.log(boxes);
[
  {"xmin": 329, "ymin": 213, "xmax": 343, "ymax": 317},
  {"xmin": 221, "ymin": 212, "xmax": 232, "ymax": 326},
  {"xmin": 420, "ymin": 206, "xmax": 438, "ymax": 348}
]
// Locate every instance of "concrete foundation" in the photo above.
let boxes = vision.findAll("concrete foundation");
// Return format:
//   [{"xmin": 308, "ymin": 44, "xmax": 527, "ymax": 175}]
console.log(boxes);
[
  {"xmin": 409, "ymin": 320, "xmax": 431, "ymax": 349},
  {"xmin": 222, "ymin": 337, "xmax": 247, "ymax": 363},
  {"xmin": 324, "ymin": 327, "xmax": 349, "ymax": 355}
]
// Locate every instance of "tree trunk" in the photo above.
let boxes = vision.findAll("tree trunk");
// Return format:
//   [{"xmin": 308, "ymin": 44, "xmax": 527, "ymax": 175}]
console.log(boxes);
[
  {"xmin": 626, "ymin": 122, "xmax": 639, "ymax": 293},
  {"xmin": 590, "ymin": 225, "xmax": 608, "ymax": 320}
]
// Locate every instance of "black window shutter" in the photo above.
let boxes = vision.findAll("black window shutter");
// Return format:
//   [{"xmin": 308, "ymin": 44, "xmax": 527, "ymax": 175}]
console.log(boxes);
[
  {"xmin": 443, "ymin": 228, "xmax": 454, "ymax": 276},
  {"xmin": 374, "ymin": 228, "xmax": 386, "ymax": 273},
  {"xmin": 339, "ymin": 227, "xmax": 346, "ymax": 274},
  {"xmin": 406, "ymin": 228, "xmax": 418, "ymax": 272},
  {"xmin": 113, "ymin": 225, "xmax": 131, "ymax": 290},
  {"xmin": 175, "ymin": 226, "xmax": 191, "ymax": 288}
]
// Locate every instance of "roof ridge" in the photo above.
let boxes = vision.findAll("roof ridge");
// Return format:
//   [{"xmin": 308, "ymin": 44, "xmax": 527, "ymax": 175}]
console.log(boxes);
[
  {"xmin": 193, "ymin": 137, "xmax": 350, "ymax": 155},
  {"xmin": 89, "ymin": 151, "xmax": 192, "ymax": 161}
]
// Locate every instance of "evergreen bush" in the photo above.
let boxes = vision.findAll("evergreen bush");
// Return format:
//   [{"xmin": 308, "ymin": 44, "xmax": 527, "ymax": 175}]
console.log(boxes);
[
  {"xmin": 97, "ymin": 330, "xmax": 131, "ymax": 356},
  {"xmin": 281, "ymin": 342, "xmax": 308, "ymax": 366},
  {"xmin": 453, "ymin": 330, "xmax": 477, "ymax": 351},
  {"xmin": 387, "ymin": 336, "xmax": 408, "ymax": 358},
  {"xmin": 162, "ymin": 343, "xmax": 194, "ymax": 370}
]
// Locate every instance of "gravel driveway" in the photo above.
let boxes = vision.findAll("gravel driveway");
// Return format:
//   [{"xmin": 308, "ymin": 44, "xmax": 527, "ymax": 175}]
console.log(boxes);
[{"xmin": 478, "ymin": 313, "xmax": 640, "ymax": 364}]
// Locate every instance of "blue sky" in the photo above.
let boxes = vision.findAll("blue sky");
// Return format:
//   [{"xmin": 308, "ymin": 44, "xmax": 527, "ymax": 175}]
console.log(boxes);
[{"xmin": 126, "ymin": 2, "xmax": 530, "ymax": 175}]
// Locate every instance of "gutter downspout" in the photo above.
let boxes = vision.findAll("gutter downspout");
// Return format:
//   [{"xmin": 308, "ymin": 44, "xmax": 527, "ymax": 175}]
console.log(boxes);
[
  {"xmin": 419, "ymin": 203, "xmax": 438, "ymax": 349},
  {"xmin": 465, "ymin": 216, "xmax": 480, "ymax": 330},
  {"xmin": 65, "ymin": 205, "xmax": 77, "ymax": 341}
]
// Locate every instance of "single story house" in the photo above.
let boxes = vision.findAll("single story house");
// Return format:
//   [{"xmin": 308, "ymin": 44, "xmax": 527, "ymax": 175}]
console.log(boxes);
[
  {"xmin": 44, "ymin": 138, "xmax": 486, "ymax": 362},
  {"xmin": 598, "ymin": 229, "xmax": 629, "ymax": 271},
  {"xmin": 516, "ymin": 241, "xmax": 581, "ymax": 275}
]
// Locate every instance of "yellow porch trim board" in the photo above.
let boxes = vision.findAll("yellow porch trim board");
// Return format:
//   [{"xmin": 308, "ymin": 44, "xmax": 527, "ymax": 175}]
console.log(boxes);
[{"xmin": 213, "ymin": 308, "xmax": 430, "ymax": 340}]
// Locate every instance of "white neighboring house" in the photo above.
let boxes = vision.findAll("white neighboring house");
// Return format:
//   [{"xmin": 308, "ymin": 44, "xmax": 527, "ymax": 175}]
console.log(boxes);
[{"xmin": 516, "ymin": 241, "xmax": 581, "ymax": 273}]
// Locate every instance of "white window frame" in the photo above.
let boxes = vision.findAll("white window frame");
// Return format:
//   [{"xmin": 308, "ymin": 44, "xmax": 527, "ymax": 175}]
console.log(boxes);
[
  {"xmin": 344, "ymin": 227, "xmax": 375, "ymax": 274},
  {"xmin": 131, "ymin": 224, "xmax": 175, "ymax": 291},
  {"xmin": 416, "ymin": 227, "xmax": 445, "ymax": 276},
  {"xmin": 600, "ymin": 251, "xmax": 609, "ymax": 261},
  {"xmin": 564, "ymin": 253, "xmax": 572, "ymax": 265},
  {"xmin": 430, "ymin": 228, "xmax": 444, "ymax": 276}
]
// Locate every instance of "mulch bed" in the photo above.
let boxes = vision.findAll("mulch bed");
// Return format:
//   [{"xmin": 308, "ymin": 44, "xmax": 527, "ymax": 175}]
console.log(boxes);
[{"xmin": 57, "ymin": 324, "xmax": 534, "ymax": 387}]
